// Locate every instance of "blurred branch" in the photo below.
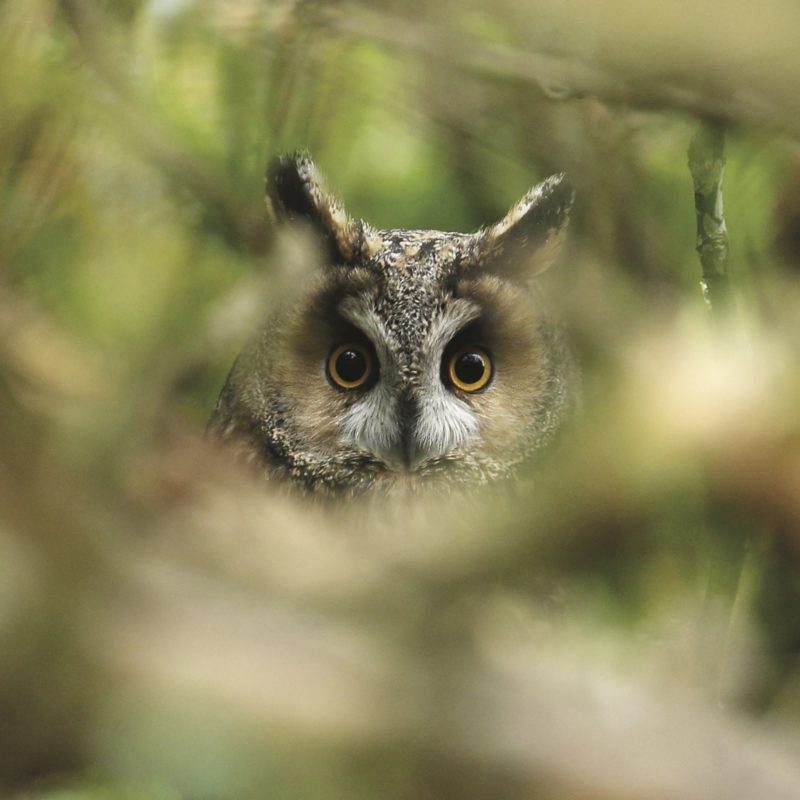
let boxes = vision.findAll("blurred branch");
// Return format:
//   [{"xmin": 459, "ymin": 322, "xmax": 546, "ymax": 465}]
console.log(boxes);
[
  {"xmin": 105, "ymin": 544, "xmax": 800, "ymax": 800},
  {"xmin": 688, "ymin": 124, "xmax": 731, "ymax": 310},
  {"xmin": 57, "ymin": 0, "xmax": 269, "ymax": 256},
  {"xmin": 323, "ymin": 4, "xmax": 800, "ymax": 138}
]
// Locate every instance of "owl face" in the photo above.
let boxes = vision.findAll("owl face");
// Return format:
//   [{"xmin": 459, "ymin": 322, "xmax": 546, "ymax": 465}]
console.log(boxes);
[{"xmin": 210, "ymin": 155, "xmax": 574, "ymax": 496}]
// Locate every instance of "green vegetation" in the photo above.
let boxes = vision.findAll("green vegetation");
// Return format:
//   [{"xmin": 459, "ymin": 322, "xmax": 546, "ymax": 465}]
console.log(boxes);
[{"xmin": 2, "ymin": 1, "xmax": 800, "ymax": 798}]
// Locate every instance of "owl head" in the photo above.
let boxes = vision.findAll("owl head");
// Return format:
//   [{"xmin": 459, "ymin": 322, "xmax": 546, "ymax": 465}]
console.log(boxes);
[{"xmin": 210, "ymin": 153, "xmax": 574, "ymax": 496}]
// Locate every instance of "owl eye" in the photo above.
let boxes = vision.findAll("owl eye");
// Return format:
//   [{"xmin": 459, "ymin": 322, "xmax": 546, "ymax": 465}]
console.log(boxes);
[
  {"xmin": 446, "ymin": 346, "xmax": 493, "ymax": 393},
  {"xmin": 327, "ymin": 342, "xmax": 374, "ymax": 390}
]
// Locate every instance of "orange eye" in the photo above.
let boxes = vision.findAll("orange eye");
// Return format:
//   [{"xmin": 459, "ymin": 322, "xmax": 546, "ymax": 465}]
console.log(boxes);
[
  {"xmin": 327, "ymin": 343, "xmax": 374, "ymax": 390},
  {"xmin": 446, "ymin": 346, "xmax": 492, "ymax": 393}
]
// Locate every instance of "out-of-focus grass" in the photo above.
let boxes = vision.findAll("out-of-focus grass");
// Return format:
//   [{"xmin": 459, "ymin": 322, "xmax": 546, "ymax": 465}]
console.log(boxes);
[{"xmin": 2, "ymin": 1, "xmax": 800, "ymax": 798}]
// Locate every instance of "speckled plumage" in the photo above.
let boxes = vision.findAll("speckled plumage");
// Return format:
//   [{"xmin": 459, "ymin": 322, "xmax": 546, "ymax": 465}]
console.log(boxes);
[{"xmin": 209, "ymin": 153, "xmax": 575, "ymax": 496}]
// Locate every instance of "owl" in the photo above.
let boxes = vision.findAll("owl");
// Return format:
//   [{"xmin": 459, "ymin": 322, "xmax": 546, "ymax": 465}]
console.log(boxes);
[{"xmin": 209, "ymin": 154, "xmax": 574, "ymax": 496}]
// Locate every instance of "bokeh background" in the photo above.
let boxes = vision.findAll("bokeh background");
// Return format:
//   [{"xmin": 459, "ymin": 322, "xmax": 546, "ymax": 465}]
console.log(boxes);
[{"xmin": 2, "ymin": 1, "xmax": 800, "ymax": 798}]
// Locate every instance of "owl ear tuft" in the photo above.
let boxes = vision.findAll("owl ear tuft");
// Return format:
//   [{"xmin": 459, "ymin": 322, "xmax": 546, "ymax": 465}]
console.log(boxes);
[
  {"xmin": 472, "ymin": 173, "xmax": 573, "ymax": 279},
  {"xmin": 266, "ymin": 153, "xmax": 363, "ymax": 264}
]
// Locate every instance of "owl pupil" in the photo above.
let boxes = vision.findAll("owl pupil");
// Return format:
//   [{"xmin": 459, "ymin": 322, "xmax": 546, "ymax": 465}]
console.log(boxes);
[
  {"xmin": 336, "ymin": 349, "xmax": 367, "ymax": 382},
  {"xmin": 455, "ymin": 353, "xmax": 485, "ymax": 385}
]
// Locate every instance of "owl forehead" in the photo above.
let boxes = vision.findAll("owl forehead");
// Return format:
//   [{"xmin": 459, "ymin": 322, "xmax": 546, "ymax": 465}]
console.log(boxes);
[
  {"xmin": 362, "ymin": 228, "xmax": 473, "ymax": 346},
  {"xmin": 368, "ymin": 228, "xmax": 471, "ymax": 265}
]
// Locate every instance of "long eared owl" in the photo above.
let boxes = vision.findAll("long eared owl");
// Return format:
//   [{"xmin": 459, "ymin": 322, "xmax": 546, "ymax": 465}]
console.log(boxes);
[{"xmin": 209, "ymin": 154, "xmax": 575, "ymax": 495}]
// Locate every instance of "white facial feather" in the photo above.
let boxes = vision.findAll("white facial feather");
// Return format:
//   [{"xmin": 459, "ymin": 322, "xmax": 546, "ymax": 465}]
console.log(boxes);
[
  {"xmin": 337, "ymin": 298, "xmax": 401, "ymax": 456},
  {"xmin": 413, "ymin": 389, "xmax": 480, "ymax": 461},
  {"xmin": 414, "ymin": 299, "xmax": 482, "ymax": 460},
  {"xmin": 339, "ymin": 381, "xmax": 400, "ymax": 454}
]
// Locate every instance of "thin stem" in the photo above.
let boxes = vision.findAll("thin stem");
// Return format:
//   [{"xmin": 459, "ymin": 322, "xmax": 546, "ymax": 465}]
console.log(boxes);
[{"xmin": 688, "ymin": 124, "xmax": 731, "ymax": 311}]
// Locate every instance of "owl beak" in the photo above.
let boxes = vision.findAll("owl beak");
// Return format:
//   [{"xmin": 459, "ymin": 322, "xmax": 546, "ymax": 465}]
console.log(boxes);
[
  {"xmin": 378, "ymin": 392, "xmax": 427, "ymax": 473},
  {"xmin": 398, "ymin": 391, "xmax": 430, "ymax": 472},
  {"xmin": 399, "ymin": 392, "xmax": 420, "ymax": 471},
  {"xmin": 379, "ymin": 438, "xmax": 427, "ymax": 473},
  {"xmin": 379, "ymin": 441, "xmax": 413, "ymax": 472}
]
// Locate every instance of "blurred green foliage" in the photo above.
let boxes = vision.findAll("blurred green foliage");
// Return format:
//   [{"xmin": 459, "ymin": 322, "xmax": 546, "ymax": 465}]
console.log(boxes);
[{"xmin": 2, "ymin": 1, "xmax": 800, "ymax": 799}]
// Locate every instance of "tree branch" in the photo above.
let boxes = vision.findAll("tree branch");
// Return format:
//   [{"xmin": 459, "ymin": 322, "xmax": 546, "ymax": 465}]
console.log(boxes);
[
  {"xmin": 322, "ymin": 4, "xmax": 800, "ymax": 139},
  {"xmin": 688, "ymin": 124, "xmax": 731, "ymax": 311}
]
